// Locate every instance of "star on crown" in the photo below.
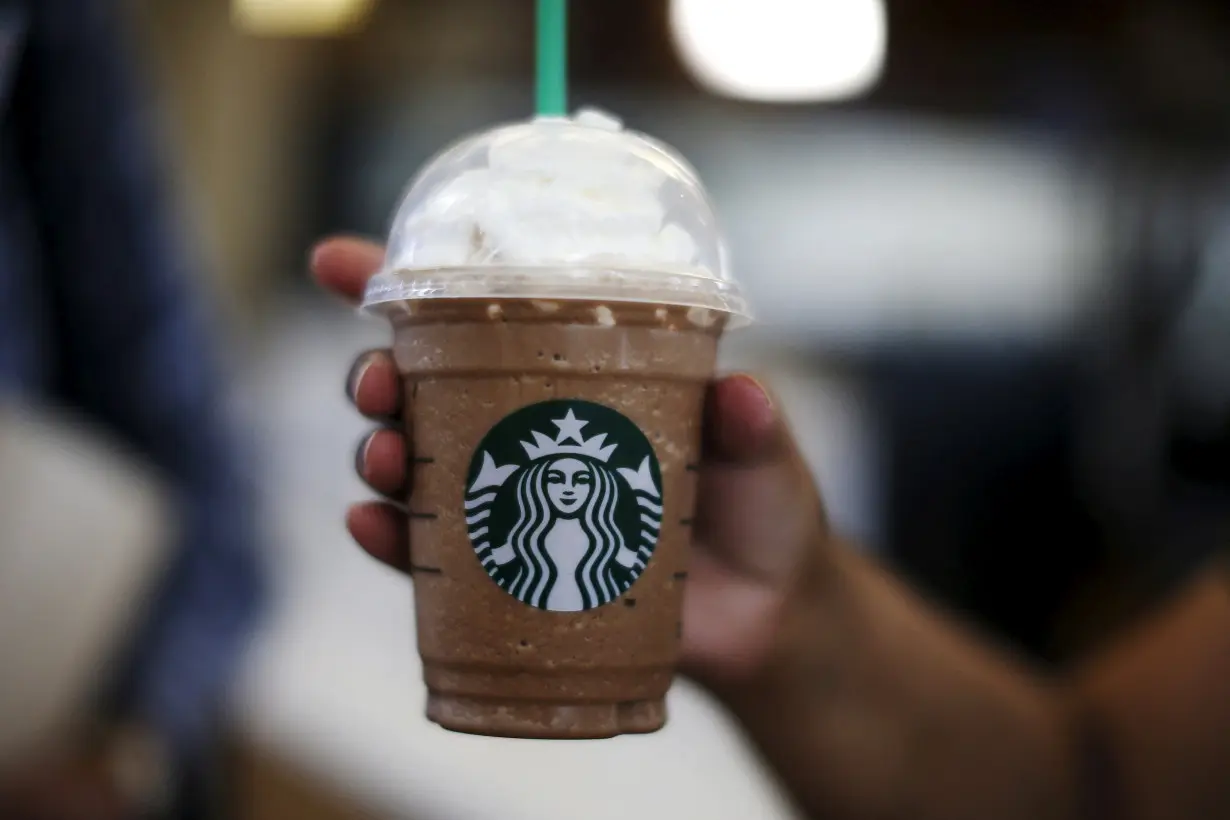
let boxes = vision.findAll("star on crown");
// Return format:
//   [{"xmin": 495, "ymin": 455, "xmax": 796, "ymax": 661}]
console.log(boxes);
[{"xmin": 521, "ymin": 409, "xmax": 617, "ymax": 463}]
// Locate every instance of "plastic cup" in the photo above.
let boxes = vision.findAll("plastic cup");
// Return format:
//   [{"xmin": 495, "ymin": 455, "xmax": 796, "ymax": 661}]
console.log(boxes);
[{"xmin": 363, "ymin": 109, "xmax": 749, "ymax": 738}]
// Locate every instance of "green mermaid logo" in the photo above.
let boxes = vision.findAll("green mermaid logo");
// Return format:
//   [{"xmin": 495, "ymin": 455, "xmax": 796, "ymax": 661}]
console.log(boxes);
[{"xmin": 464, "ymin": 400, "xmax": 663, "ymax": 611}]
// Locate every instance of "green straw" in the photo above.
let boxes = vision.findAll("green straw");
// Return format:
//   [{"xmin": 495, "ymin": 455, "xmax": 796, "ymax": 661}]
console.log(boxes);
[{"xmin": 535, "ymin": 0, "xmax": 568, "ymax": 116}]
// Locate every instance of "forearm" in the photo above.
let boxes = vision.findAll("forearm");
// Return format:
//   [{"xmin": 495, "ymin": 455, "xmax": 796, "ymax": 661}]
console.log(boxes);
[
  {"xmin": 1071, "ymin": 571, "xmax": 1230, "ymax": 820},
  {"xmin": 715, "ymin": 546, "xmax": 1081, "ymax": 820}
]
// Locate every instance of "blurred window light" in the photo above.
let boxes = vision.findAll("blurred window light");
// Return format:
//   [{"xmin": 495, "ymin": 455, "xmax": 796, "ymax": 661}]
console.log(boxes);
[
  {"xmin": 670, "ymin": 0, "xmax": 886, "ymax": 103},
  {"xmin": 232, "ymin": 0, "xmax": 375, "ymax": 37}
]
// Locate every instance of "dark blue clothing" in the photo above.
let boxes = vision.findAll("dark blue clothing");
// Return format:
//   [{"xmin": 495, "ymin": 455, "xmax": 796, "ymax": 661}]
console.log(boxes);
[{"xmin": 0, "ymin": 0, "xmax": 264, "ymax": 757}]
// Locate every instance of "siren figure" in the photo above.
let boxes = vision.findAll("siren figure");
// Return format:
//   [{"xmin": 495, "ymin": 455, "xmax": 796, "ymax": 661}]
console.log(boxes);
[{"xmin": 467, "ymin": 408, "xmax": 660, "ymax": 611}]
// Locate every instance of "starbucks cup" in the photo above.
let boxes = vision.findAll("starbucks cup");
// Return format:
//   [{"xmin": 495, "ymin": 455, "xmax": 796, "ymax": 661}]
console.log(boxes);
[{"xmin": 362, "ymin": 109, "xmax": 750, "ymax": 739}]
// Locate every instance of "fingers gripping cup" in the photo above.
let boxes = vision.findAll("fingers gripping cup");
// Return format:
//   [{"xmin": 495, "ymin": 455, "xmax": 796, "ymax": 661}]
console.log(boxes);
[{"xmin": 363, "ymin": 109, "xmax": 750, "ymax": 739}]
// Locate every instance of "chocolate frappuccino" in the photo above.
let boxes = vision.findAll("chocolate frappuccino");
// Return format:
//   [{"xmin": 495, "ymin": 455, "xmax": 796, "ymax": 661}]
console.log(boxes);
[{"xmin": 362, "ymin": 110, "xmax": 749, "ymax": 738}]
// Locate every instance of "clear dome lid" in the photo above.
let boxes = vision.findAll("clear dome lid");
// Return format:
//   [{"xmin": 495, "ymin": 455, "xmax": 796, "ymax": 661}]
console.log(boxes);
[{"xmin": 362, "ymin": 109, "xmax": 750, "ymax": 323}]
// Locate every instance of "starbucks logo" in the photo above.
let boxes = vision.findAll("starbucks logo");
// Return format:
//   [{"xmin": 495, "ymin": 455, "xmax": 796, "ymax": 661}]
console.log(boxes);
[{"xmin": 464, "ymin": 399, "xmax": 663, "ymax": 612}]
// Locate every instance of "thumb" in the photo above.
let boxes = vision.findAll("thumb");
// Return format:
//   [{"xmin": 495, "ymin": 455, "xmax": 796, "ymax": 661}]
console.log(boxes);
[
  {"xmin": 680, "ymin": 374, "xmax": 830, "ymax": 681},
  {"xmin": 693, "ymin": 374, "xmax": 827, "ymax": 584}
]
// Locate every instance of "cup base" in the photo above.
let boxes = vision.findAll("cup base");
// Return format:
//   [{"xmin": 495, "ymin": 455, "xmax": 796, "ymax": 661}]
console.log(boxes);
[{"xmin": 426, "ymin": 693, "xmax": 666, "ymax": 739}]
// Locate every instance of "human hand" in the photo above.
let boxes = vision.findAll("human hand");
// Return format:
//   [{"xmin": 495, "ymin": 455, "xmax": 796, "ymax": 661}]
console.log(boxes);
[{"xmin": 312, "ymin": 235, "xmax": 833, "ymax": 690}]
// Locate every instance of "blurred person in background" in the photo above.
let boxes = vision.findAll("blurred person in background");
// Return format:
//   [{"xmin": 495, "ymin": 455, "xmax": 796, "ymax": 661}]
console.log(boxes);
[
  {"xmin": 0, "ymin": 1, "xmax": 265, "ymax": 819},
  {"xmin": 317, "ymin": 236, "xmax": 1229, "ymax": 820}
]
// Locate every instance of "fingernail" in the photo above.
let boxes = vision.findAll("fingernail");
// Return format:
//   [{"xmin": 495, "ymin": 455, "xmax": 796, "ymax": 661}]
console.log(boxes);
[
  {"xmin": 736, "ymin": 373, "xmax": 777, "ymax": 423},
  {"xmin": 308, "ymin": 240, "xmax": 328, "ymax": 272},
  {"xmin": 346, "ymin": 351, "xmax": 377, "ymax": 405},
  {"xmin": 354, "ymin": 431, "xmax": 375, "ymax": 481}
]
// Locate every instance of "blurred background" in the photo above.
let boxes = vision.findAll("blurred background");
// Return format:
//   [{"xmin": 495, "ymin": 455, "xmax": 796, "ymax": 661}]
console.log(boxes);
[{"xmin": 2, "ymin": 0, "xmax": 1229, "ymax": 817}]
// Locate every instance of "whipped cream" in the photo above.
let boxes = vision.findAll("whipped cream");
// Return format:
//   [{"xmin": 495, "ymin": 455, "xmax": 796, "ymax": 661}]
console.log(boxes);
[{"xmin": 388, "ymin": 109, "xmax": 706, "ymax": 275}]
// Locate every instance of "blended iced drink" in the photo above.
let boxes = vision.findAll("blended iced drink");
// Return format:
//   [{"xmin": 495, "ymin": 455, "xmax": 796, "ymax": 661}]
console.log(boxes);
[{"xmin": 362, "ymin": 109, "xmax": 749, "ymax": 738}]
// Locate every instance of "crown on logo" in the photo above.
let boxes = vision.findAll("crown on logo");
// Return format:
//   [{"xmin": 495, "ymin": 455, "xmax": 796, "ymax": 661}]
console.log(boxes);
[{"xmin": 521, "ymin": 409, "xmax": 617, "ymax": 463}]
